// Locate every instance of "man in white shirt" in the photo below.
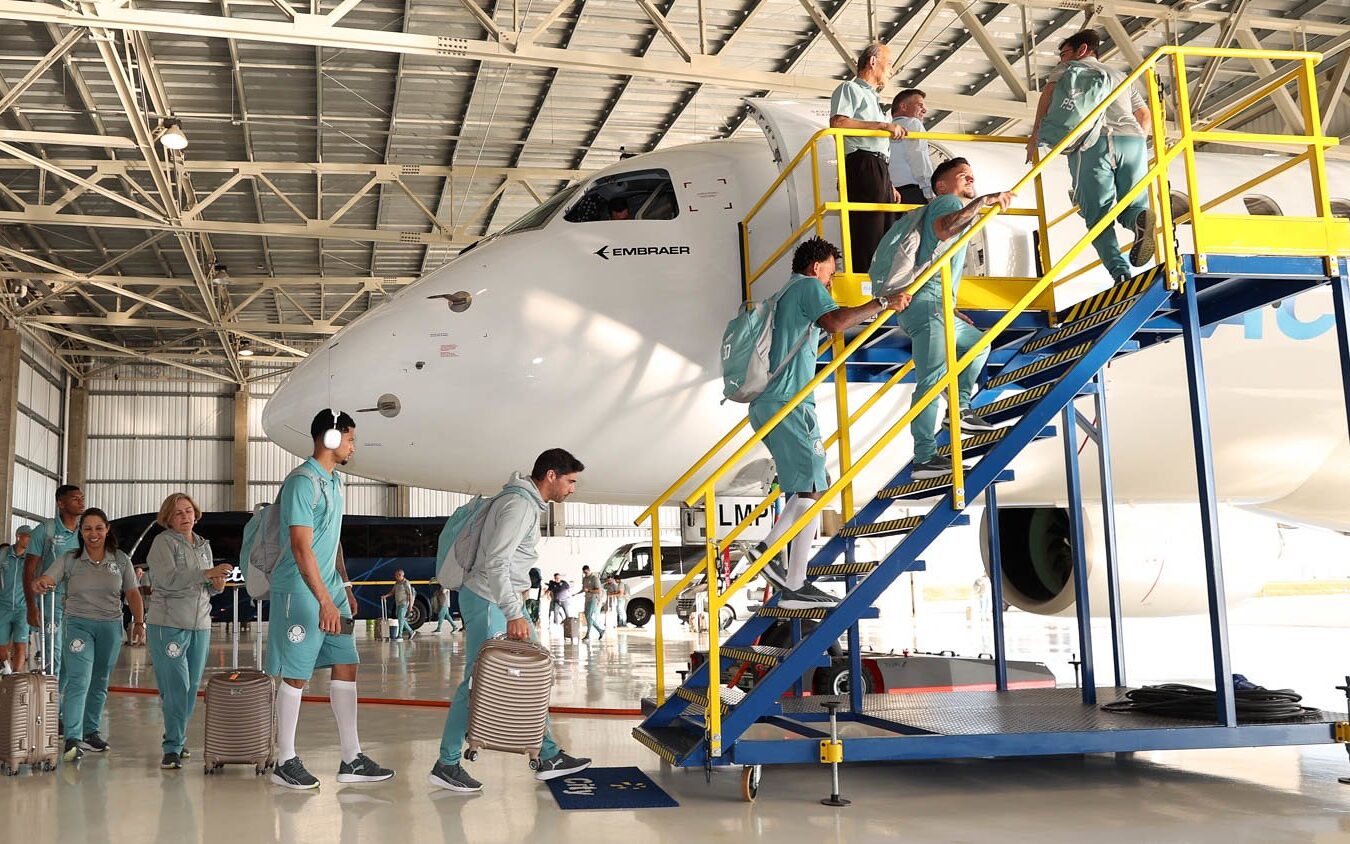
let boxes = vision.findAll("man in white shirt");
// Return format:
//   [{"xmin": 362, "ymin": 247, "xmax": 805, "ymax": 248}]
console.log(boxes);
[{"xmin": 889, "ymin": 88, "xmax": 934, "ymax": 208}]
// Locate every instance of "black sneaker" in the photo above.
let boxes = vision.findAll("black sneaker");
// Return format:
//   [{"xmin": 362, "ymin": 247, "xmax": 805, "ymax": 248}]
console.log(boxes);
[
  {"xmin": 1129, "ymin": 207, "xmax": 1156, "ymax": 266},
  {"xmin": 62, "ymin": 739, "xmax": 83, "ymax": 763},
  {"xmin": 751, "ymin": 549, "xmax": 790, "ymax": 590},
  {"xmin": 912, "ymin": 456, "xmax": 969, "ymax": 480},
  {"xmin": 778, "ymin": 584, "xmax": 839, "ymax": 610},
  {"xmin": 179, "ymin": 748, "xmax": 190, "ymax": 760},
  {"xmin": 427, "ymin": 760, "xmax": 482, "ymax": 793},
  {"xmin": 270, "ymin": 756, "xmax": 320, "ymax": 790},
  {"xmin": 533, "ymin": 751, "xmax": 592, "ymax": 781},
  {"xmin": 336, "ymin": 753, "xmax": 395, "ymax": 783},
  {"xmin": 79, "ymin": 733, "xmax": 109, "ymax": 753},
  {"xmin": 160, "ymin": 752, "xmax": 181, "ymax": 770},
  {"xmin": 942, "ymin": 409, "xmax": 999, "ymax": 432}
]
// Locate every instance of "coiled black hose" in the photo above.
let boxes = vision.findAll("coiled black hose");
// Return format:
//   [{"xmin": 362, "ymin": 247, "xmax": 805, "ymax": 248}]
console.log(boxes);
[{"xmin": 1102, "ymin": 683, "xmax": 1322, "ymax": 723}]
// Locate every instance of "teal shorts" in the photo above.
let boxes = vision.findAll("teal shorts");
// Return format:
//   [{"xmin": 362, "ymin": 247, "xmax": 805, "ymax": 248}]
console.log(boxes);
[
  {"xmin": 0, "ymin": 606, "xmax": 28, "ymax": 645},
  {"xmin": 266, "ymin": 590, "xmax": 359, "ymax": 681},
  {"xmin": 748, "ymin": 400, "xmax": 829, "ymax": 495}
]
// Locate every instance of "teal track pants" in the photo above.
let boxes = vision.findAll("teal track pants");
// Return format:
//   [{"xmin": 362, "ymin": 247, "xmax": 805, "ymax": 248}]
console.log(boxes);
[
  {"xmin": 438, "ymin": 587, "xmax": 560, "ymax": 766},
  {"xmin": 395, "ymin": 604, "xmax": 414, "ymax": 639},
  {"xmin": 1068, "ymin": 133, "xmax": 1149, "ymax": 280},
  {"xmin": 147, "ymin": 625, "xmax": 211, "ymax": 754},
  {"xmin": 899, "ymin": 302, "xmax": 989, "ymax": 463},
  {"xmin": 60, "ymin": 616, "xmax": 123, "ymax": 738},
  {"xmin": 583, "ymin": 598, "xmax": 605, "ymax": 638}
]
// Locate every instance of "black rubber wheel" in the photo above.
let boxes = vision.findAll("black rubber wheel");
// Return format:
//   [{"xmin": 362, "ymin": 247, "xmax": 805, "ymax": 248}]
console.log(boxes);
[
  {"xmin": 464, "ymin": 749, "xmax": 478, "ymax": 762},
  {"xmin": 759, "ymin": 620, "xmax": 843, "ymax": 658},
  {"xmin": 627, "ymin": 599, "xmax": 653, "ymax": 628},
  {"xmin": 812, "ymin": 664, "xmax": 876, "ymax": 696},
  {"xmin": 718, "ymin": 605, "xmax": 736, "ymax": 631},
  {"xmin": 740, "ymin": 765, "xmax": 761, "ymax": 802},
  {"xmin": 203, "ymin": 766, "xmax": 212, "ymax": 775},
  {"xmin": 528, "ymin": 758, "xmax": 540, "ymax": 771}
]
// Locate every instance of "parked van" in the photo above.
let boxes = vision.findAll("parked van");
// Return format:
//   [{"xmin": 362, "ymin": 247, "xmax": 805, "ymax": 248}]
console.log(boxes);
[{"xmin": 598, "ymin": 542, "xmax": 707, "ymax": 627}]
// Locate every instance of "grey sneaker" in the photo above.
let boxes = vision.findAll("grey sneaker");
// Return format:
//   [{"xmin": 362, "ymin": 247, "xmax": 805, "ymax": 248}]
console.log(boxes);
[
  {"xmin": 942, "ymin": 409, "xmax": 998, "ymax": 431},
  {"xmin": 912, "ymin": 456, "xmax": 969, "ymax": 480},
  {"xmin": 778, "ymin": 584, "xmax": 839, "ymax": 610},
  {"xmin": 160, "ymin": 752, "xmax": 181, "ymax": 770},
  {"xmin": 534, "ymin": 751, "xmax": 592, "ymax": 781},
  {"xmin": 1129, "ymin": 207, "xmax": 1156, "ymax": 266},
  {"xmin": 78, "ymin": 732, "xmax": 109, "ymax": 753},
  {"xmin": 427, "ymin": 760, "xmax": 482, "ymax": 793},
  {"xmin": 750, "ymin": 548, "xmax": 790, "ymax": 590},
  {"xmin": 336, "ymin": 753, "xmax": 395, "ymax": 783},
  {"xmin": 270, "ymin": 756, "xmax": 320, "ymax": 790}
]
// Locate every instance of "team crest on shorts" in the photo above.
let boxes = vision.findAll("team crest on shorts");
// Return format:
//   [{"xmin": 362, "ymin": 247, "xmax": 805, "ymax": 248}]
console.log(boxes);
[
  {"xmin": 287, "ymin": 624, "xmax": 307, "ymax": 644},
  {"xmin": 69, "ymin": 638, "xmax": 86, "ymax": 654},
  {"xmin": 166, "ymin": 641, "xmax": 183, "ymax": 659}
]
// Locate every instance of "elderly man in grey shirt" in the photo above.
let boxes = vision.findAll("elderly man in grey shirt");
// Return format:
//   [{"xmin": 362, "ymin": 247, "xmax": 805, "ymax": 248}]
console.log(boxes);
[{"xmin": 830, "ymin": 41, "xmax": 907, "ymax": 273}]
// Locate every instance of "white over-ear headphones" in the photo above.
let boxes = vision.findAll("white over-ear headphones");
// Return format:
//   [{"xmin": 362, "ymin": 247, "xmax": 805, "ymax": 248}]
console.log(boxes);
[{"xmin": 322, "ymin": 408, "xmax": 342, "ymax": 450}]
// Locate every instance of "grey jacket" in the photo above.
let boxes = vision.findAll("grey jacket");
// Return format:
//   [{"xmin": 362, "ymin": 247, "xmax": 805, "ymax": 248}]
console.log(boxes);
[
  {"xmin": 461, "ymin": 473, "xmax": 545, "ymax": 621},
  {"xmin": 145, "ymin": 530, "xmax": 220, "ymax": 630}
]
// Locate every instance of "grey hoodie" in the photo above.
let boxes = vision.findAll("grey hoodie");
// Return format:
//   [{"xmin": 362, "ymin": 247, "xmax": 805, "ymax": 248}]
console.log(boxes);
[
  {"xmin": 461, "ymin": 472, "xmax": 546, "ymax": 621},
  {"xmin": 145, "ymin": 529, "xmax": 220, "ymax": 630}
]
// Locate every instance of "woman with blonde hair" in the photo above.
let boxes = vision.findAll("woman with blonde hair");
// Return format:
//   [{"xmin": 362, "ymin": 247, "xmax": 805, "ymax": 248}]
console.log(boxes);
[{"xmin": 144, "ymin": 493, "xmax": 233, "ymax": 769}]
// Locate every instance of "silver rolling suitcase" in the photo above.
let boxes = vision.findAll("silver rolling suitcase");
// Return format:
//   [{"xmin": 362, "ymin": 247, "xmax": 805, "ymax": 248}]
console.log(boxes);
[
  {"xmin": 203, "ymin": 597, "xmax": 275, "ymax": 775},
  {"xmin": 0, "ymin": 592, "xmax": 60, "ymax": 774},
  {"xmin": 463, "ymin": 637, "xmax": 554, "ymax": 764}
]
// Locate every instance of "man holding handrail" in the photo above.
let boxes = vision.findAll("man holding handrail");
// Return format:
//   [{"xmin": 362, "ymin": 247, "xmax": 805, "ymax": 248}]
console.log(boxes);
[
  {"xmin": 746, "ymin": 237, "xmax": 892, "ymax": 608},
  {"xmin": 889, "ymin": 89, "xmax": 934, "ymax": 208},
  {"xmin": 830, "ymin": 42, "xmax": 907, "ymax": 273},
  {"xmin": 876, "ymin": 159, "xmax": 1013, "ymax": 479},
  {"xmin": 1029, "ymin": 29, "xmax": 1155, "ymax": 284}
]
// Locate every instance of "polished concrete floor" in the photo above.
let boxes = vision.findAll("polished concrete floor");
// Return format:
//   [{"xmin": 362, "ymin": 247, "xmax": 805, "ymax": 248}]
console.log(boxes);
[{"xmin": 1, "ymin": 604, "xmax": 1347, "ymax": 843}]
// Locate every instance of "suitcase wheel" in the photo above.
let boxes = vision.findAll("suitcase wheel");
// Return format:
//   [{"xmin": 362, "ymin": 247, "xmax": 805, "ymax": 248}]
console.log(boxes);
[
  {"xmin": 255, "ymin": 766, "xmax": 265, "ymax": 775},
  {"xmin": 204, "ymin": 765, "xmax": 212, "ymax": 775},
  {"xmin": 43, "ymin": 762, "xmax": 55, "ymax": 773},
  {"xmin": 464, "ymin": 750, "xmax": 478, "ymax": 762},
  {"xmin": 528, "ymin": 758, "xmax": 540, "ymax": 771}
]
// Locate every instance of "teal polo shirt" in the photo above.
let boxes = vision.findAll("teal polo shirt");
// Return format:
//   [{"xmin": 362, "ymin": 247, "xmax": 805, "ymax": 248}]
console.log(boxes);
[
  {"xmin": 829, "ymin": 77, "xmax": 889, "ymax": 157},
  {"xmin": 268, "ymin": 458, "xmax": 346, "ymax": 602},
  {"xmin": 914, "ymin": 193, "xmax": 969, "ymax": 302},
  {"xmin": 28, "ymin": 516, "xmax": 80, "ymax": 574},
  {"xmin": 750, "ymin": 273, "xmax": 839, "ymax": 408}
]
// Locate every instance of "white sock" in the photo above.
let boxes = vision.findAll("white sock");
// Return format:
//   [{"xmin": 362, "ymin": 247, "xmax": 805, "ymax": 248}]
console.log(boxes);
[
  {"xmin": 759, "ymin": 496, "xmax": 813, "ymax": 555},
  {"xmin": 276, "ymin": 682, "xmax": 304, "ymax": 762},
  {"xmin": 785, "ymin": 513, "xmax": 820, "ymax": 591},
  {"xmin": 329, "ymin": 679, "xmax": 362, "ymax": 764}
]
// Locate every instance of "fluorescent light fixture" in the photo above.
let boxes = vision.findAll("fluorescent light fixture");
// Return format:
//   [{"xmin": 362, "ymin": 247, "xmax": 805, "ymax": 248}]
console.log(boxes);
[
  {"xmin": 209, "ymin": 263, "xmax": 229, "ymax": 285},
  {"xmin": 237, "ymin": 340, "xmax": 255, "ymax": 358}
]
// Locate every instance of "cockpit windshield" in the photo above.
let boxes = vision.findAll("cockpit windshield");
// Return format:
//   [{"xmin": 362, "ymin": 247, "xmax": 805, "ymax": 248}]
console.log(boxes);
[
  {"xmin": 498, "ymin": 183, "xmax": 582, "ymax": 236},
  {"xmin": 564, "ymin": 169, "xmax": 679, "ymax": 223}
]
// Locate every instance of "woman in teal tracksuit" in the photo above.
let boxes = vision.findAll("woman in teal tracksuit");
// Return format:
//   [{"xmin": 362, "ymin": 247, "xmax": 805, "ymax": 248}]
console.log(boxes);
[
  {"xmin": 145, "ymin": 493, "xmax": 233, "ymax": 770},
  {"xmin": 33, "ymin": 508, "xmax": 145, "ymax": 763}
]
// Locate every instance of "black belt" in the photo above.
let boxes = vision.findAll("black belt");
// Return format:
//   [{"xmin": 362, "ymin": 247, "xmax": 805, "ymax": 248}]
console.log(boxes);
[{"xmin": 848, "ymin": 149, "xmax": 889, "ymax": 161}]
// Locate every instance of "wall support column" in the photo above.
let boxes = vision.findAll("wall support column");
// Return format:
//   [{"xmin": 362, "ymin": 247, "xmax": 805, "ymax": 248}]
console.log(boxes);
[
  {"xmin": 231, "ymin": 388, "xmax": 250, "ymax": 511},
  {"xmin": 0, "ymin": 329, "xmax": 20, "ymax": 532},
  {"xmin": 66, "ymin": 385, "xmax": 88, "ymax": 488}
]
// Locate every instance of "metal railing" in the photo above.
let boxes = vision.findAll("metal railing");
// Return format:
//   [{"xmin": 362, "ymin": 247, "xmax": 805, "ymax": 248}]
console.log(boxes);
[{"xmin": 636, "ymin": 45, "xmax": 1346, "ymax": 756}]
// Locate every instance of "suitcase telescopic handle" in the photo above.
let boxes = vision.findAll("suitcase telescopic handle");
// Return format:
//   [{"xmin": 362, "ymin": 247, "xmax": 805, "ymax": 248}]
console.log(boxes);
[{"xmin": 38, "ymin": 589, "xmax": 56, "ymax": 676}]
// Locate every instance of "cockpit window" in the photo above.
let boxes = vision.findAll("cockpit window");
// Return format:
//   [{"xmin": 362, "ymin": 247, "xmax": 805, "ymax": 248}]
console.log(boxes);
[
  {"xmin": 564, "ymin": 169, "xmax": 679, "ymax": 223},
  {"xmin": 499, "ymin": 183, "xmax": 581, "ymax": 235}
]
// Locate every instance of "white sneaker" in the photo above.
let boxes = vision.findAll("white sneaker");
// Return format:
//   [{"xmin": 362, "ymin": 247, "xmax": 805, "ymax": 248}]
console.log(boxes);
[{"xmin": 0, "ymin": 660, "xmax": 11, "ymax": 676}]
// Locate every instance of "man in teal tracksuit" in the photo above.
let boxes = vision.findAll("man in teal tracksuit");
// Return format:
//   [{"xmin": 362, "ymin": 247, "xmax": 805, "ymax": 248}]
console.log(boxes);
[
  {"xmin": 872, "ymin": 158, "xmax": 1014, "ymax": 479},
  {"xmin": 25, "ymin": 484, "xmax": 85, "ymax": 678},
  {"xmin": 428, "ymin": 449, "xmax": 593, "ymax": 794},
  {"xmin": 0, "ymin": 526, "xmax": 33, "ymax": 674},
  {"xmin": 580, "ymin": 565, "xmax": 604, "ymax": 641},
  {"xmin": 1030, "ymin": 29, "xmax": 1155, "ymax": 283}
]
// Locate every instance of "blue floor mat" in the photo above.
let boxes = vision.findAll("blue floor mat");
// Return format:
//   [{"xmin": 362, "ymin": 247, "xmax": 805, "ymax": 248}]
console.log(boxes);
[{"xmin": 545, "ymin": 766, "xmax": 679, "ymax": 810}]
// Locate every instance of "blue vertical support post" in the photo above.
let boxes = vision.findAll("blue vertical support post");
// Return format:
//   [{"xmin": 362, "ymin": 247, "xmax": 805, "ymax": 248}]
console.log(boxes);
[
  {"xmin": 984, "ymin": 486, "xmax": 1009, "ymax": 692},
  {"xmin": 844, "ymin": 538, "xmax": 863, "ymax": 711},
  {"xmin": 1331, "ymin": 275, "xmax": 1350, "ymax": 439},
  {"xmin": 791, "ymin": 618, "xmax": 805, "ymax": 697},
  {"xmin": 1180, "ymin": 280, "xmax": 1236, "ymax": 727},
  {"xmin": 1092, "ymin": 374, "xmax": 1127, "ymax": 688},
  {"xmin": 1060, "ymin": 404, "xmax": 1096, "ymax": 705}
]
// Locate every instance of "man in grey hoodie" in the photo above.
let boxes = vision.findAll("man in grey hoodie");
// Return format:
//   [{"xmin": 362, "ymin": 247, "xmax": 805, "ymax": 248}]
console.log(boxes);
[{"xmin": 428, "ymin": 448, "xmax": 593, "ymax": 793}]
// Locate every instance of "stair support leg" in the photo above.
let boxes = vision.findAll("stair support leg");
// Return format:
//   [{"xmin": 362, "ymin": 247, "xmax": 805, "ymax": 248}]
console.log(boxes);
[
  {"xmin": 1180, "ymin": 280, "xmax": 1237, "ymax": 728},
  {"xmin": 984, "ymin": 485, "xmax": 1009, "ymax": 692},
  {"xmin": 1060, "ymin": 404, "xmax": 1096, "ymax": 705},
  {"xmin": 845, "ymin": 562, "xmax": 864, "ymax": 711},
  {"xmin": 1092, "ymin": 373, "xmax": 1128, "ymax": 688},
  {"xmin": 1331, "ymin": 275, "xmax": 1350, "ymax": 443}
]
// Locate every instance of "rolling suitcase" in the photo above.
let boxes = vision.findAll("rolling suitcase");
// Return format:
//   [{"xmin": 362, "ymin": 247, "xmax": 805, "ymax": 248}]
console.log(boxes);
[
  {"xmin": 0, "ymin": 592, "xmax": 60, "ymax": 774},
  {"xmin": 562, "ymin": 617, "xmax": 578, "ymax": 640},
  {"xmin": 463, "ymin": 637, "xmax": 553, "ymax": 765},
  {"xmin": 203, "ymin": 597, "xmax": 275, "ymax": 775}
]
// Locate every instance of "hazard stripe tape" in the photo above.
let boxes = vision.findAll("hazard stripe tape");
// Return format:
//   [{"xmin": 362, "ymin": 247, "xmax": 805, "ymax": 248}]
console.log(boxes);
[
  {"xmin": 632, "ymin": 729, "xmax": 679, "ymax": 764},
  {"xmin": 986, "ymin": 341, "xmax": 1092, "ymax": 389},
  {"xmin": 756, "ymin": 606, "xmax": 831, "ymax": 620},
  {"xmin": 975, "ymin": 382, "xmax": 1053, "ymax": 417},
  {"xmin": 805, "ymin": 561, "xmax": 879, "ymax": 576},
  {"xmin": 720, "ymin": 647, "xmax": 785, "ymax": 667},
  {"xmin": 1062, "ymin": 267, "xmax": 1160, "ymax": 323},
  {"xmin": 839, "ymin": 515, "xmax": 924, "ymax": 538},
  {"xmin": 1023, "ymin": 296, "xmax": 1137, "ymax": 354}
]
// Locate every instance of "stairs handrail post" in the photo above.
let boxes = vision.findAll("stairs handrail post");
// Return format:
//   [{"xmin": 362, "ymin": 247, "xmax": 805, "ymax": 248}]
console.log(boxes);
[
  {"xmin": 652, "ymin": 521, "xmax": 666, "ymax": 702},
  {"xmin": 835, "ymin": 132, "xmax": 853, "ymax": 276},
  {"xmin": 1172, "ymin": 53, "xmax": 1208, "ymax": 274},
  {"xmin": 1146, "ymin": 65, "xmax": 1184, "ymax": 291},
  {"xmin": 704, "ymin": 487, "xmax": 724, "ymax": 758},
  {"xmin": 811, "ymin": 142, "xmax": 824, "ymax": 239},
  {"xmin": 1295, "ymin": 56, "xmax": 1338, "ymax": 276},
  {"xmin": 941, "ymin": 261, "xmax": 966, "ymax": 508},
  {"xmin": 832, "ymin": 330, "xmax": 856, "ymax": 520}
]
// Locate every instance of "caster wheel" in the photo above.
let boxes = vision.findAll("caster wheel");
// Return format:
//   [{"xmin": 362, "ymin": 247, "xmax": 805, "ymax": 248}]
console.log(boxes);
[
  {"xmin": 43, "ymin": 762, "xmax": 54, "ymax": 772},
  {"xmin": 740, "ymin": 765, "xmax": 761, "ymax": 802},
  {"xmin": 464, "ymin": 750, "xmax": 478, "ymax": 762},
  {"xmin": 255, "ymin": 766, "xmax": 263, "ymax": 775},
  {"xmin": 203, "ymin": 766, "xmax": 212, "ymax": 775},
  {"xmin": 528, "ymin": 758, "xmax": 540, "ymax": 771}
]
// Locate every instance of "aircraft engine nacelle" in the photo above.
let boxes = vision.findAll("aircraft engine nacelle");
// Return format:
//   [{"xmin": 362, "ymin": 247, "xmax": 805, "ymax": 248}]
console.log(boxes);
[{"xmin": 977, "ymin": 504, "xmax": 1275, "ymax": 617}]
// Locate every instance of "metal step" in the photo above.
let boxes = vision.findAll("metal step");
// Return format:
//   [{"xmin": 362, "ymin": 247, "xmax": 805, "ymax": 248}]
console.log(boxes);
[
  {"xmin": 837, "ymin": 514, "xmax": 921, "ymax": 539},
  {"xmin": 805, "ymin": 560, "xmax": 880, "ymax": 577},
  {"xmin": 935, "ymin": 424, "xmax": 1055, "ymax": 460},
  {"xmin": 632, "ymin": 725, "xmax": 703, "ymax": 765},
  {"xmin": 675, "ymin": 684, "xmax": 748, "ymax": 714},
  {"xmin": 970, "ymin": 383, "xmax": 1054, "ymax": 424},
  {"xmin": 880, "ymin": 469, "xmax": 1015, "ymax": 501},
  {"xmin": 1021, "ymin": 295, "xmax": 1141, "ymax": 355},
  {"xmin": 755, "ymin": 606, "xmax": 832, "ymax": 620},
  {"xmin": 986, "ymin": 342, "xmax": 1092, "ymax": 389},
  {"xmin": 1058, "ymin": 267, "xmax": 1163, "ymax": 324},
  {"xmin": 720, "ymin": 645, "xmax": 791, "ymax": 667}
]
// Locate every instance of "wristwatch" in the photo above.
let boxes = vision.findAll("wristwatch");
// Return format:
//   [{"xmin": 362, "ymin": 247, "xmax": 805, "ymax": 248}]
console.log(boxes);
[{"xmin": 876, "ymin": 296, "xmax": 890, "ymax": 311}]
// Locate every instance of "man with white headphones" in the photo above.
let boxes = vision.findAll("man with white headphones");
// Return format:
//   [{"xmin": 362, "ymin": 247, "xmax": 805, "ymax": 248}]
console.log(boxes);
[{"xmin": 268, "ymin": 409, "xmax": 394, "ymax": 790}]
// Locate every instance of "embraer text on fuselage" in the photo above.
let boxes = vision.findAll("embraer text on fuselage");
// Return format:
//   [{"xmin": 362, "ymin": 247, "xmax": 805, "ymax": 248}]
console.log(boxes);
[{"xmin": 594, "ymin": 244, "xmax": 693, "ymax": 260}]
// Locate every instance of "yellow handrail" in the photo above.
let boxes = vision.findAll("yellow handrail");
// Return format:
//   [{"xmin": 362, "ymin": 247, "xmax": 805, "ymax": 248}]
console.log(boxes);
[{"xmin": 640, "ymin": 46, "xmax": 1343, "ymax": 721}]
